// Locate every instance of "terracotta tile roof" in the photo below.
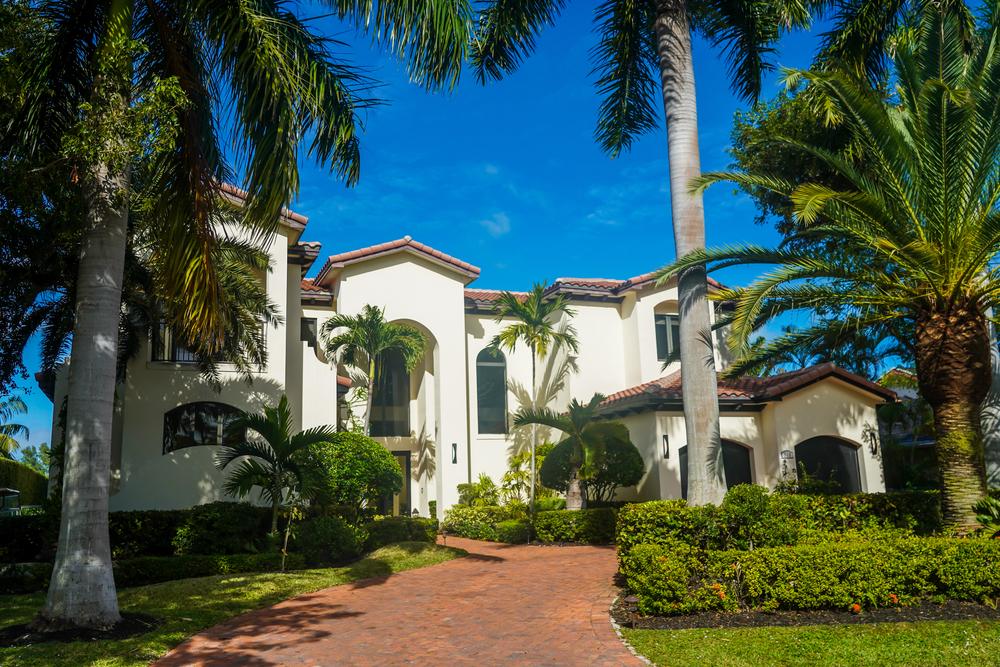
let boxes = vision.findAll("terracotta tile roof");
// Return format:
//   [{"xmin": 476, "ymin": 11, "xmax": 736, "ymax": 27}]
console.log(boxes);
[
  {"xmin": 600, "ymin": 362, "xmax": 896, "ymax": 411},
  {"xmin": 302, "ymin": 278, "xmax": 330, "ymax": 294},
  {"xmin": 464, "ymin": 289, "xmax": 529, "ymax": 304},
  {"xmin": 337, "ymin": 376, "xmax": 352, "ymax": 388},
  {"xmin": 553, "ymin": 278, "xmax": 624, "ymax": 290},
  {"xmin": 218, "ymin": 183, "xmax": 308, "ymax": 227},
  {"xmin": 298, "ymin": 241, "xmax": 322, "ymax": 249},
  {"xmin": 315, "ymin": 236, "xmax": 481, "ymax": 286},
  {"xmin": 540, "ymin": 273, "xmax": 730, "ymax": 298}
]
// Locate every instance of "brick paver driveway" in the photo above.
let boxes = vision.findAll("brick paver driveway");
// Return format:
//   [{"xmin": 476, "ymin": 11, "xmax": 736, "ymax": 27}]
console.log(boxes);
[{"xmin": 154, "ymin": 536, "xmax": 645, "ymax": 667}]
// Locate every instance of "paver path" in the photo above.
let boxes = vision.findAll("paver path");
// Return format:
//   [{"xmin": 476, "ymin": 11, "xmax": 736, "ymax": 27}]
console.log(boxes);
[{"xmin": 154, "ymin": 537, "xmax": 646, "ymax": 667}]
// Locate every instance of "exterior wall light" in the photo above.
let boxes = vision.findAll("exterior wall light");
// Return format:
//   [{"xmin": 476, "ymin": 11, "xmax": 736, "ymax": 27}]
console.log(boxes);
[
  {"xmin": 662, "ymin": 434, "xmax": 669, "ymax": 459},
  {"xmin": 452, "ymin": 442, "xmax": 457, "ymax": 464}
]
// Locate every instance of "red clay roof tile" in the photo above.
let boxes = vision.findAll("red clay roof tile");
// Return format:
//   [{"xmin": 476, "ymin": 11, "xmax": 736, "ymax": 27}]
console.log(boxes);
[{"xmin": 316, "ymin": 237, "xmax": 482, "ymax": 285}]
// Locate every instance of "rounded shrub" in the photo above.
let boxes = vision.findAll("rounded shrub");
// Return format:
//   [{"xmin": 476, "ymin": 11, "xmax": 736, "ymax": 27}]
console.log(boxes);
[
  {"xmin": 293, "ymin": 516, "xmax": 361, "ymax": 566},
  {"xmin": 539, "ymin": 437, "xmax": 644, "ymax": 503}
]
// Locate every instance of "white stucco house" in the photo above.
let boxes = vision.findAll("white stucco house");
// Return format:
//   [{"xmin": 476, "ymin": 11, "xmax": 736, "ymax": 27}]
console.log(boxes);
[{"xmin": 42, "ymin": 201, "xmax": 894, "ymax": 514}]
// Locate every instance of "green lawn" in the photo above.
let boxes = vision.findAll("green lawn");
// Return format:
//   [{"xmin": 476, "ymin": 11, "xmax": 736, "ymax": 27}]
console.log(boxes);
[
  {"xmin": 0, "ymin": 542, "xmax": 465, "ymax": 667},
  {"xmin": 623, "ymin": 620, "xmax": 1000, "ymax": 667}
]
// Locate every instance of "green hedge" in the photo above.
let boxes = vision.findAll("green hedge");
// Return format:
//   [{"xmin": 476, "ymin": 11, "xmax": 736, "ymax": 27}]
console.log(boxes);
[
  {"xmin": 0, "ymin": 457, "xmax": 48, "ymax": 505},
  {"xmin": 534, "ymin": 509, "xmax": 617, "ymax": 544},
  {"xmin": 0, "ymin": 552, "xmax": 305, "ymax": 595},
  {"xmin": 623, "ymin": 537, "xmax": 1000, "ymax": 616},
  {"xmin": 440, "ymin": 506, "xmax": 524, "ymax": 542},
  {"xmin": 293, "ymin": 516, "xmax": 362, "ymax": 566},
  {"xmin": 362, "ymin": 517, "xmax": 438, "ymax": 552}
]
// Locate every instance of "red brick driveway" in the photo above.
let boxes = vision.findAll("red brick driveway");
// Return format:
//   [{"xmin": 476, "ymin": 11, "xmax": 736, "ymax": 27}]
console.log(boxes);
[{"xmin": 153, "ymin": 536, "xmax": 646, "ymax": 667}]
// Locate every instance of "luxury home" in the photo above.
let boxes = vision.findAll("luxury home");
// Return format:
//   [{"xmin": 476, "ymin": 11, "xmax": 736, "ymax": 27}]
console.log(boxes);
[{"xmin": 41, "ymin": 197, "xmax": 895, "ymax": 513}]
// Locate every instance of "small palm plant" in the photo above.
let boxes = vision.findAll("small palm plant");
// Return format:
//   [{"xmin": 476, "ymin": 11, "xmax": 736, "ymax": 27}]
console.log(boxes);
[
  {"xmin": 0, "ymin": 396, "xmax": 29, "ymax": 457},
  {"xmin": 320, "ymin": 305, "xmax": 426, "ymax": 433},
  {"xmin": 514, "ymin": 393, "xmax": 632, "ymax": 510},
  {"xmin": 215, "ymin": 395, "xmax": 336, "ymax": 538}
]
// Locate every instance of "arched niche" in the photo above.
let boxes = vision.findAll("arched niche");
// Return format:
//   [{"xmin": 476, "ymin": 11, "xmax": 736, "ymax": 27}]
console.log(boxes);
[
  {"xmin": 679, "ymin": 439, "xmax": 756, "ymax": 500},
  {"xmin": 793, "ymin": 436, "xmax": 863, "ymax": 494}
]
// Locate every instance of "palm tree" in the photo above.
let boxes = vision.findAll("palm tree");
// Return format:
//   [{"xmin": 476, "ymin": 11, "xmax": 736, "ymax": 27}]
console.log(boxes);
[
  {"xmin": 7, "ymin": 0, "xmax": 471, "ymax": 630},
  {"xmin": 0, "ymin": 396, "xmax": 29, "ymax": 457},
  {"xmin": 514, "ymin": 393, "xmax": 631, "ymax": 510},
  {"xmin": 661, "ymin": 6, "xmax": 1000, "ymax": 530},
  {"xmin": 216, "ymin": 396, "xmax": 337, "ymax": 537},
  {"xmin": 320, "ymin": 305, "xmax": 427, "ymax": 433},
  {"xmin": 488, "ymin": 283, "xmax": 579, "ymax": 512}
]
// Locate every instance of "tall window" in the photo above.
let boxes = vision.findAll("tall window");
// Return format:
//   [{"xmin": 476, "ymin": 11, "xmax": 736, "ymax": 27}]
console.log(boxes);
[
  {"xmin": 679, "ymin": 440, "xmax": 754, "ymax": 500},
  {"xmin": 370, "ymin": 349, "xmax": 410, "ymax": 437},
  {"xmin": 655, "ymin": 314, "xmax": 681, "ymax": 361},
  {"xmin": 162, "ymin": 402, "xmax": 245, "ymax": 455},
  {"xmin": 477, "ymin": 349, "xmax": 507, "ymax": 434}
]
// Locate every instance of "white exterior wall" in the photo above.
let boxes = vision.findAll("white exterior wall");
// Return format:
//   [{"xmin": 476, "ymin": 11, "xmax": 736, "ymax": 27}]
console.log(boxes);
[{"xmin": 565, "ymin": 302, "xmax": 628, "ymax": 403}]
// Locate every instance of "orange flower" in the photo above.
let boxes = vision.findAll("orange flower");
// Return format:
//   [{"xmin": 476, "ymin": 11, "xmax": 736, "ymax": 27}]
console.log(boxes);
[
  {"xmin": 661, "ymin": 557, "xmax": 668, "ymax": 562},
  {"xmin": 852, "ymin": 604, "xmax": 861, "ymax": 612},
  {"xmin": 719, "ymin": 592, "xmax": 727, "ymax": 600},
  {"xmin": 890, "ymin": 594, "xmax": 898, "ymax": 604},
  {"xmin": 713, "ymin": 583, "xmax": 721, "ymax": 590}
]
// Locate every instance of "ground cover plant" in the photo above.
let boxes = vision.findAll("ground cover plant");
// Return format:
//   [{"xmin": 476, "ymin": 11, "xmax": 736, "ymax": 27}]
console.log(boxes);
[
  {"xmin": 0, "ymin": 542, "xmax": 465, "ymax": 666},
  {"xmin": 621, "ymin": 621, "xmax": 1000, "ymax": 667}
]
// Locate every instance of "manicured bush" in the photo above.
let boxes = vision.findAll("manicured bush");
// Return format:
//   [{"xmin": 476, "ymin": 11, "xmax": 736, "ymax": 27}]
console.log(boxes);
[
  {"xmin": 293, "ymin": 516, "xmax": 362, "ymax": 566},
  {"xmin": 0, "ymin": 561, "xmax": 53, "ymax": 594},
  {"xmin": 623, "ymin": 537, "xmax": 1000, "ymax": 616},
  {"xmin": 0, "ymin": 514, "xmax": 58, "ymax": 563},
  {"xmin": 540, "ymin": 438, "xmax": 644, "ymax": 503},
  {"xmin": 440, "ymin": 505, "xmax": 527, "ymax": 542},
  {"xmin": 534, "ymin": 509, "xmax": 617, "ymax": 544},
  {"xmin": 362, "ymin": 517, "xmax": 438, "ymax": 552},
  {"xmin": 172, "ymin": 501, "xmax": 272, "ymax": 555},
  {"xmin": 108, "ymin": 509, "xmax": 186, "ymax": 559},
  {"xmin": 494, "ymin": 519, "xmax": 531, "ymax": 543},
  {"xmin": 0, "ymin": 457, "xmax": 48, "ymax": 505}
]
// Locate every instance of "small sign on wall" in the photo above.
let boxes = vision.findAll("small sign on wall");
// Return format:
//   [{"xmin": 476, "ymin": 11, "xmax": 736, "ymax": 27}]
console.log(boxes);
[{"xmin": 780, "ymin": 450, "xmax": 794, "ymax": 460}]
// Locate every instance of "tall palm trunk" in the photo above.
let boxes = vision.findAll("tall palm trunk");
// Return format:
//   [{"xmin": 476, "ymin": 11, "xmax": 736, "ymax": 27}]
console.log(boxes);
[
  {"xmin": 654, "ymin": 0, "xmax": 725, "ymax": 505},
  {"xmin": 364, "ymin": 358, "xmax": 375, "ymax": 435},
  {"xmin": 530, "ymin": 345, "xmax": 537, "ymax": 516},
  {"xmin": 566, "ymin": 446, "xmax": 586, "ymax": 510},
  {"xmin": 915, "ymin": 300, "xmax": 991, "ymax": 530}
]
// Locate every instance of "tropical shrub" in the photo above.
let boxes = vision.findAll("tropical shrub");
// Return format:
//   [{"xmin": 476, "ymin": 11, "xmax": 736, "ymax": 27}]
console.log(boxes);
[
  {"xmin": 171, "ymin": 501, "xmax": 272, "ymax": 556},
  {"xmin": 539, "ymin": 437, "xmax": 644, "ymax": 503},
  {"xmin": 441, "ymin": 505, "xmax": 520, "ymax": 540},
  {"xmin": 0, "ymin": 457, "xmax": 48, "ymax": 505},
  {"xmin": 624, "ymin": 537, "xmax": 1000, "ymax": 616},
  {"xmin": 362, "ymin": 517, "xmax": 438, "ymax": 552},
  {"xmin": 108, "ymin": 509, "xmax": 186, "ymax": 559},
  {"xmin": 293, "ymin": 516, "xmax": 362, "ymax": 566},
  {"xmin": 299, "ymin": 432, "xmax": 403, "ymax": 524},
  {"xmin": 457, "ymin": 473, "xmax": 501, "ymax": 507},
  {"xmin": 534, "ymin": 509, "xmax": 617, "ymax": 544},
  {"xmin": 975, "ymin": 496, "xmax": 1000, "ymax": 538}
]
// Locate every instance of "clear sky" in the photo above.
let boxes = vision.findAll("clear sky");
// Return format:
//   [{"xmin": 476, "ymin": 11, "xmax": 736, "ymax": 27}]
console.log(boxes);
[{"xmin": 11, "ymin": 5, "xmax": 829, "ymax": 456}]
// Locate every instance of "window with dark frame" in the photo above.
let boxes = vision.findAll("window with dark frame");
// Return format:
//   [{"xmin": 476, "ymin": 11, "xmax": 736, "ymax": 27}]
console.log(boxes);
[
  {"xmin": 654, "ymin": 314, "xmax": 681, "ymax": 361},
  {"xmin": 369, "ymin": 349, "xmax": 410, "ymax": 437},
  {"xmin": 162, "ymin": 402, "xmax": 246, "ymax": 455},
  {"xmin": 476, "ymin": 348, "xmax": 507, "ymax": 434}
]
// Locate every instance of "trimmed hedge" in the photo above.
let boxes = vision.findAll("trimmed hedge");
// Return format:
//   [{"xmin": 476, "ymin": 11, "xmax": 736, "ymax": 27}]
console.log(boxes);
[
  {"xmin": 623, "ymin": 537, "xmax": 1000, "ymax": 616},
  {"xmin": 440, "ymin": 506, "xmax": 524, "ymax": 542},
  {"xmin": 534, "ymin": 509, "xmax": 617, "ymax": 544},
  {"xmin": 0, "ymin": 552, "xmax": 305, "ymax": 595},
  {"xmin": 0, "ymin": 457, "xmax": 48, "ymax": 505},
  {"xmin": 362, "ymin": 517, "xmax": 438, "ymax": 552},
  {"xmin": 293, "ymin": 516, "xmax": 362, "ymax": 566}
]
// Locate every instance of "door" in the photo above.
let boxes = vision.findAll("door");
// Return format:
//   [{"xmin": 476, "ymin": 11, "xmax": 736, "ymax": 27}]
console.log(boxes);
[{"xmin": 380, "ymin": 451, "xmax": 412, "ymax": 516}]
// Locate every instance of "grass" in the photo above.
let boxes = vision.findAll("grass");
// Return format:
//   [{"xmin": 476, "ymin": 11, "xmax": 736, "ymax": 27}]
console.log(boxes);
[
  {"xmin": 623, "ymin": 620, "xmax": 1000, "ymax": 667},
  {"xmin": 0, "ymin": 541, "xmax": 465, "ymax": 667}
]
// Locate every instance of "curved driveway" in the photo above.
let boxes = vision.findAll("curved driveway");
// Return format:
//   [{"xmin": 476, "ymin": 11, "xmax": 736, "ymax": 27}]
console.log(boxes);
[{"xmin": 154, "ymin": 536, "xmax": 645, "ymax": 667}]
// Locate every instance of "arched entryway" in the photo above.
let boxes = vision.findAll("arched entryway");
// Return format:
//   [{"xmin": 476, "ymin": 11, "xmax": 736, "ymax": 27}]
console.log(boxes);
[
  {"xmin": 679, "ymin": 439, "xmax": 755, "ymax": 500},
  {"xmin": 793, "ymin": 436, "xmax": 862, "ymax": 494}
]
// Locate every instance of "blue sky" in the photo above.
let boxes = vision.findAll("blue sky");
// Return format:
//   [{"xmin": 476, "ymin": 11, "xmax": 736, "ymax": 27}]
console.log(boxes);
[{"xmin": 11, "ymin": 5, "xmax": 829, "ymax": 456}]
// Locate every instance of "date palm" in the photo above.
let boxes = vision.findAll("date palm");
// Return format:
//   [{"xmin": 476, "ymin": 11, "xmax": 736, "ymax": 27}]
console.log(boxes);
[
  {"xmin": 514, "ymin": 393, "xmax": 631, "ymax": 510},
  {"xmin": 320, "ymin": 305, "xmax": 427, "ymax": 433},
  {"xmin": 7, "ymin": 0, "xmax": 471, "ymax": 630},
  {"xmin": 0, "ymin": 396, "xmax": 29, "ymax": 457},
  {"xmin": 216, "ymin": 396, "xmax": 337, "ymax": 537},
  {"xmin": 489, "ymin": 283, "xmax": 579, "ymax": 513},
  {"xmin": 662, "ymin": 6, "xmax": 1000, "ymax": 529}
]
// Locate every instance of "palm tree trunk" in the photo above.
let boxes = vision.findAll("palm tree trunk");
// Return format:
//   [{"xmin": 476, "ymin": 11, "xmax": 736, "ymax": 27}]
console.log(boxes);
[
  {"xmin": 271, "ymin": 483, "xmax": 280, "ymax": 538},
  {"xmin": 915, "ymin": 302, "xmax": 991, "ymax": 530},
  {"xmin": 566, "ymin": 460, "xmax": 585, "ymax": 511},
  {"xmin": 530, "ymin": 346, "xmax": 537, "ymax": 515},
  {"xmin": 654, "ymin": 0, "xmax": 725, "ymax": 506},
  {"xmin": 364, "ymin": 359, "xmax": 375, "ymax": 435},
  {"xmin": 34, "ymin": 1, "xmax": 133, "ymax": 629}
]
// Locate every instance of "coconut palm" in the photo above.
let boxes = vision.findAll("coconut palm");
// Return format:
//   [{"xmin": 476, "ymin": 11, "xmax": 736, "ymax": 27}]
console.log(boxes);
[
  {"xmin": 216, "ymin": 396, "xmax": 337, "ymax": 537},
  {"xmin": 0, "ymin": 396, "xmax": 29, "ymax": 457},
  {"xmin": 320, "ymin": 305, "xmax": 427, "ymax": 433},
  {"xmin": 6, "ymin": 0, "xmax": 471, "ymax": 630},
  {"xmin": 660, "ymin": 6, "xmax": 1000, "ymax": 529},
  {"xmin": 514, "ymin": 393, "xmax": 631, "ymax": 510},
  {"xmin": 488, "ymin": 283, "xmax": 579, "ymax": 512}
]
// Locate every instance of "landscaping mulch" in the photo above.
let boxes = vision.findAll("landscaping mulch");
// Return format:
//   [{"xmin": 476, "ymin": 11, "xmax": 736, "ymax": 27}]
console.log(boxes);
[
  {"xmin": 611, "ymin": 595, "xmax": 1000, "ymax": 631},
  {"xmin": 0, "ymin": 612, "xmax": 159, "ymax": 647}
]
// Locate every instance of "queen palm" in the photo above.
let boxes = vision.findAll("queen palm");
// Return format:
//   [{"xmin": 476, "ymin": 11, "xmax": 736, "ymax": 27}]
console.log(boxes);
[
  {"xmin": 216, "ymin": 396, "xmax": 337, "ymax": 537},
  {"xmin": 0, "ymin": 396, "xmax": 29, "ymax": 457},
  {"xmin": 320, "ymin": 305, "xmax": 427, "ymax": 433},
  {"xmin": 661, "ymin": 6, "xmax": 1000, "ymax": 529},
  {"xmin": 514, "ymin": 393, "xmax": 631, "ymax": 510},
  {"xmin": 488, "ymin": 283, "xmax": 579, "ymax": 512},
  {"xmin": 7, "ymin": 0, "xmax": 471, "ymax": 630}
]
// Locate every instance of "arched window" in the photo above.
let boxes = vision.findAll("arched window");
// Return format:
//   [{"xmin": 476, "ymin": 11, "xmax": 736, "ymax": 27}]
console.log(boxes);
[
  {"xmin": 370, "ymin": 349, "xmax": 410, "ymax": 437},
  {"xmin": 163, "ymin": 402, "xmax": 245, "ymax": 455},
  {"xmin": 477, "ymin": 348, "xmax": 507, "ymax": 434},
  {"xmin": 679, "ymin": 440, "xmax": 755, "ymax": 499},
  {"xmin": 794, "ymin": 436, "xmax": 862, "ymax": 493}
]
